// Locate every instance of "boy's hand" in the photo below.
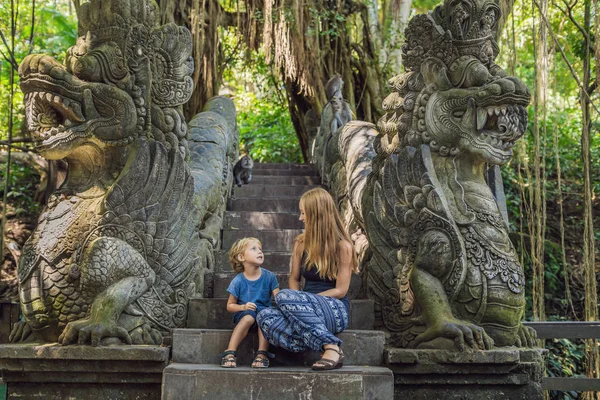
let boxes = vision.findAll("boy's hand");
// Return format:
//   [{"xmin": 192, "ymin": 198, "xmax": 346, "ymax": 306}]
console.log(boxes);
[{"xmin": 243, "ymin": 302, "xmax": 257, "ymax": 311}]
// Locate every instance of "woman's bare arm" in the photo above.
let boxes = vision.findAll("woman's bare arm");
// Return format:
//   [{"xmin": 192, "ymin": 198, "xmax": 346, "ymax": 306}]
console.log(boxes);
[
  {"xmin": 318, "ymin": 240, "xmax": 353, "ymax": 299},
  {"xmin": 288, "ymin": 239, "xmax": 303, "ymax": 290}
]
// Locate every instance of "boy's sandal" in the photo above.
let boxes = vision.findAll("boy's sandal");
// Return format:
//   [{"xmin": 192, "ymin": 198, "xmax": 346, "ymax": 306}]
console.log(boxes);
[
  {"xmin": 252, "ymin": 350, "xmax": 275, "ymax": 368},
  {"xmin": 312, "ymin": 347, "xmax": 344, "ymax": 371},
  {"xmin": 219, "ymin": 350, "xmax": 237, "ymax": 368}
]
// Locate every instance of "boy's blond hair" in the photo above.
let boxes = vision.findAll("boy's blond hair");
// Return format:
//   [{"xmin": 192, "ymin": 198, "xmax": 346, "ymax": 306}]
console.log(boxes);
[{"xmin": 229, "ymin": 237, "xmax": 262, "ymax": 273}]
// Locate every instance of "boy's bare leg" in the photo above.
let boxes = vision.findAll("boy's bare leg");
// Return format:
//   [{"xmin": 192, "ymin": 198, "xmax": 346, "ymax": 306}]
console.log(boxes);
[
  {"xmin": 223, "ymin": 315, "xmax": 255, "ymax": 367},
  {"xmin": 252, "ymin": 328, "xmax": 270, "ymax": 367}
]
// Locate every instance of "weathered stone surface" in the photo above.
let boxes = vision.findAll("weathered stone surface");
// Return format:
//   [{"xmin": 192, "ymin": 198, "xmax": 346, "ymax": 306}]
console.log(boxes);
[
  {"xmin": 0, "ymin": 343, "xmax": 169, "ymax": 362},
  {"xmin": 311, "ymin": 76, "xmax": 353, "ymax": 176},
  {"xmin": 253, "ymin": 163, "xmax": 314, "ymax": 170},
  {"xmin": 171, "ymin": 329, "xmax": 384, "ymax": 366},
  {"xmin": 13, "ymin": 0, "xmax": 236, "ymax": 347},
  {"xmin": 253, "ymin": 168, "xmax": 318, "ymax": 176},
  {"xmin": 232, "ymin": 184, "xmax": 320, "ymax": 198},
  {"xmin": 385, "ymin": 348, "xmax": 520, "ymax": 365},
  {"xmin": 0, "ymin": 344, "xmax": 168, "ymax": 399},
  {"xmin": 251, "ymin": 176, "xmax": 321, "ymax": 185},
  {"xmin": 222, "ymin": 229, "xmax": 303, "ymax": 251},
  {"xmin": 386, "ymin": 348, "xmax": 545, "ymax": 399},
  {"xmin": 228, "ymin": 198, "xmax": 303, "ymax": 212},
  {"xmin": 162, "ymin": 364, "xmax": 394, "ymax": 400},
  {"xmin": 186, "ymin": 298, "xmax": 375, "ymax": 330},
  {"xmin": 224, "ymin": 211, "xmax": 303, "ymax": 230},
  {"xmin": 321, "ymin": 0, "xmax": 538, "ymax": 351}
]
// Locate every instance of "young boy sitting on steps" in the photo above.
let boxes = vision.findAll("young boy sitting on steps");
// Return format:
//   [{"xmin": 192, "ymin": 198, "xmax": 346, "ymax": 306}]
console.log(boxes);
[{"xmin": 219, "ymin": 237, "xmax": 279, "ymax": 368}]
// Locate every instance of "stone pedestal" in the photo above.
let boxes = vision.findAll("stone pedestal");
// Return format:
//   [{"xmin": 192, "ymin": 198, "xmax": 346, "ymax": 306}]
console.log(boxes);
[
  {"xmin": 386, "ymin": 348, "xmax": 546, "ymax": 400},
  {"xmin": 0, "ymin": 344, "xmax": 169, "ymax": 399}
]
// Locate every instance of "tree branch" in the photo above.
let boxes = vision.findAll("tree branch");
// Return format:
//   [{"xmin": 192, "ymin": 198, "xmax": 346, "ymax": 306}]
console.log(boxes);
[
  {"xmin": 533, "ymin": 0, "xmax": 600, "ymax": 115},
  {"xmin": 0, "ymin": 29, "xmax": 18, "ymax": 68}
]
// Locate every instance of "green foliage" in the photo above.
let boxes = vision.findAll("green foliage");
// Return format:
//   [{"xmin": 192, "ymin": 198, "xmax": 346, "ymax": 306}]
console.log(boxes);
[
  {"xmin": 237, "ymin": 92, "xmax": 302, "ymax": 163},
  {"xmin": 221, "ymin": 28, "xmax": 302, "ymax": 163},
  {"xmin": 546, "ymin": 338, "xmax": 586, "ymax": 400},
  {"xmin": 0, "ymin": 1, "xmax": 77, "ymax": 141},
  {"xmin": 0, "ymin": 163, "xmax": 40, "ymax": 216},
  {"xmin": 0, "ymin": 1, "xmax": 74, "ymax": 220}
]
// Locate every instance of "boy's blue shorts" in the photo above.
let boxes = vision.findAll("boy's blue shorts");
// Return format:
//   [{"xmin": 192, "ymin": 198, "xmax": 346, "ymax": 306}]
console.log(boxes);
[{"xmin": 233, "ymin": 309, "xmax": 258, "ymax": 325}]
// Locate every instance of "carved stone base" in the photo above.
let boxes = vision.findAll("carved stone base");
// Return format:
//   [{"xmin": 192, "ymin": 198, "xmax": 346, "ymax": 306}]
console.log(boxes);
[
  {"xmin": 0, "ymin": 344, "xmax": 169, "ymax": 399},
  {"xmin": 385, "ymin": 348, "xmax": 546, "ymax": 400}
]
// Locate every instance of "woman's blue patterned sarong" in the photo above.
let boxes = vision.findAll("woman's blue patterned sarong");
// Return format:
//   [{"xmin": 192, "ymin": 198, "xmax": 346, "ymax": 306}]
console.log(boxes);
[{"xmin": 256, "ymin": 289, "xmax": 349, "ymax": 352}]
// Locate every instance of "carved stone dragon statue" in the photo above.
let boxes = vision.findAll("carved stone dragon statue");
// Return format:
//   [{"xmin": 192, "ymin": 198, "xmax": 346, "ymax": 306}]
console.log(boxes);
[
  {"xmin": 10, "ymin": 0, "xmax": 235, "ymax": 345},
  {"xmin": 328, "ymin": 0, "xmax": 538, "ymax": 350}
]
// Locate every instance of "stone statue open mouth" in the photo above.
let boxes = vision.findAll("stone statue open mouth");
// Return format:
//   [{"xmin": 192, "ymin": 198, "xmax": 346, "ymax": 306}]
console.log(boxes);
[
  {"xmin": 23, "ymin": 89, "xmax": 87, "ymax": 149},
  {"xmin": 473, "ymin": 104, "xmax": 526, "ymax": 150},
  {"xmin": 442, "ymin": 92, "xmax": 529, "ymax": 159},
  {"xmin": 20, "ymin": 54, "xmax": 137, "ymax": 155}
]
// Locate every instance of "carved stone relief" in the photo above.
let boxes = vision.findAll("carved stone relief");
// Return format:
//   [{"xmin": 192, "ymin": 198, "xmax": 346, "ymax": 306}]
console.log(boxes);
[
  {"xmin": 330, "ymin": 0, "xmax": 537, "ymax": 349},
  {"xmin": 11, "ymin": 0, "xmax": 235, "ymax": 345}
]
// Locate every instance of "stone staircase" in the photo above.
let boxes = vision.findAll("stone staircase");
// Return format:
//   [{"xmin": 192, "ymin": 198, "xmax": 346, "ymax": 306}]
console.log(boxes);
[{"xmin": 162, "ymin": 163, "xmax": 394, "ymax": 400}]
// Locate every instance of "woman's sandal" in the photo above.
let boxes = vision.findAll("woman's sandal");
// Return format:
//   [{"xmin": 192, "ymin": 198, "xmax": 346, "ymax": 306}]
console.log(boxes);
[
  {"xmin": 219, "ymin": 350, "xmax": 237, "ymax": 368},
  {"xmin": 252, "ymin": 350, "xmax": 275, "ymax": 368},
  {"xmin": 311, "ymin": 347, "xmax": 344, "ymax": 371}
]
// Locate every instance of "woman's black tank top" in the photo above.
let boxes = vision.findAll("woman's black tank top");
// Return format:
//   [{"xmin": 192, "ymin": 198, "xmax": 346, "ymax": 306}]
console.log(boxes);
[{"xmin": 301, "ymin": 251, "xmax": 349, "ymax": 311}]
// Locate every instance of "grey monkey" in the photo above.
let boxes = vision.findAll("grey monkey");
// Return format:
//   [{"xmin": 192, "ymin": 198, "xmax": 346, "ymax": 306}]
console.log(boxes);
[{"xmin": 233, "ymin": 154, "xmax": 254, "ymax": 187}]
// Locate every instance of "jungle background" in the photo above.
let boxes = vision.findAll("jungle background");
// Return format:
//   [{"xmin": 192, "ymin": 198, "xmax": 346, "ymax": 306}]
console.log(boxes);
[{"xmin": 0, "ymin": 0, "xmax": 599, "ymax": 398}]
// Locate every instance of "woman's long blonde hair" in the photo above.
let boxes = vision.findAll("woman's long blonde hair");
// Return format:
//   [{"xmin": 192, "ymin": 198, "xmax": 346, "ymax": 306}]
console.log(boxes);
[{"xmin": 298, "ymin": 188, "xmax": 359, "ymax": 280}]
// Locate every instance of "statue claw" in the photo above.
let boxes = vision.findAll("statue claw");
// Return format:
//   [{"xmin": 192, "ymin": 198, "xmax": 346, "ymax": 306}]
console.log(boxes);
[
  {"xmin": 130, "ymin": 322, "xmax": 162, "ymax": 345},
  {"xmin": 58, "ymin": 319, "xmax": 132, "ymax": 346},
  {"xmin": 413, "ymin": 319, "xmax": 494, "ymax": 351},
  {"xmin": 9, "ymin": 321, "xmax": 34, "ymax": 343},
  {"xmin": 516, "ymin": 324, "xmax": 538, "ymax": 348}
]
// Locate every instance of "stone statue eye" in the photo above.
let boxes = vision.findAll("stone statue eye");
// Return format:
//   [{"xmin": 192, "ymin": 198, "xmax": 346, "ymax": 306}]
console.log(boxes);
[{"xmin": 453, "ymin": 110, "xmax": 466, "ymax": 119}]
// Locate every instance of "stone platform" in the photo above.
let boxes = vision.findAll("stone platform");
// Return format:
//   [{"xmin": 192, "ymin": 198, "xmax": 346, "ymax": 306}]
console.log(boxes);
[
  {"xmin": 162, "ymin": 364, "xmax": 394, "ymax": 400},
  {"xmin": 0, "ymin": 344, "xmax": 169, "ymax": 399},
  {"xmin": 386, "ymin": 348, "xmax": 546, "ymax": 399}
]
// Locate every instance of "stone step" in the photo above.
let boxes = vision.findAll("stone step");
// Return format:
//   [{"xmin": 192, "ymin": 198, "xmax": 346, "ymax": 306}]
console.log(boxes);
[
  {"xmin": 162, "ymin": 364, "xmax": 394, "ymax": 400},
  {"xmin": 253, "ymin": 163, "xmax": 314, "ymax": 170},
  {"xmin": 253, "ymin": 168, "xmax": 318, "ymax": 176},
  {"xmin": 223, "ymin": 211, "xmax": 302, "ymax": 230},
  {"xmin": 232, "ymin": 184, "xmax": 320, "ymax": 198},
  {"xmin": 186, "ymin": 298, "xmax": 375, "ymax": 331},
  {"xmin": 250, "ymin": 176, "xmax": 321, "ymax": 185},
  {"xmin": 171, "ymin": 329, "xmax": 385, "ymax": 367},
  {"xmin": 214, "ymin": 250, "xmax": 291, "ymax": 273},
  {"xmin": 205, "ymin": 271, "xmax": 364, "ymax": 300},
  {"xmin": 228, "ymin": 198, "xmax": 300, "ymax": 212},
  {"xmin": 222, "ymin": 229, "xmax": 302, "ymax": 252}
]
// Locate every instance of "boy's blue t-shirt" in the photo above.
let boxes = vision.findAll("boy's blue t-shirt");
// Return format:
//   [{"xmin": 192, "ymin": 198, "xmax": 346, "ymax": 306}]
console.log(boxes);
[{"xmin": 226, "ymin": 268, "xmax": 279, "ymax": 312}]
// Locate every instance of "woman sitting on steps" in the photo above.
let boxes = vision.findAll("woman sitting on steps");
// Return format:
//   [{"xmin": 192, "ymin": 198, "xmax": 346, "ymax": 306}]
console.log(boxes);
[{"xmin": 257, "ymin": 188, "xmax": 359, "ymax": 370}]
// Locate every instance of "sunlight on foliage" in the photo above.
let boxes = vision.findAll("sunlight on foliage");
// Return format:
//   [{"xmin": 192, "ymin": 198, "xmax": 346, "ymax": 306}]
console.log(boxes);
[
  {"xmin": 221, "ymin": 28, "xmax": 302, "ymax": 163},
  {"xmin": 0, "ymin": 1, "xmax": 77, "ymax": 141}
]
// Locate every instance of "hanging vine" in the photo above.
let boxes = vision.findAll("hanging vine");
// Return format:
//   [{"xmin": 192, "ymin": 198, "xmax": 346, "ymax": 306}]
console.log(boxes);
[
  {"xmin": 530, "ymin": 0, "xmax": 547, "ymax": 324},
  {"xmin": 157, "ymin": 0, "xmax": 390, "ymax": 160}
]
